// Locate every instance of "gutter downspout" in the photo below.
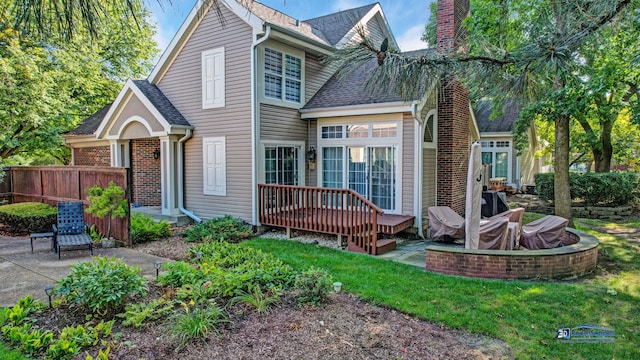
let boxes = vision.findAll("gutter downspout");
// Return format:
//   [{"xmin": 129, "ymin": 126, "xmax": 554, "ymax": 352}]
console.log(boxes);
[
  {"xmin": 251, "ymin": 25, "xmax": 271, "ymax": 227},
  {"xmin": 177, "ymin": 129, "xmax": 201, "ymax": 223},
  {"xmin": 411, "ymin": 102, "xmax": 425, "ymax": 238}
]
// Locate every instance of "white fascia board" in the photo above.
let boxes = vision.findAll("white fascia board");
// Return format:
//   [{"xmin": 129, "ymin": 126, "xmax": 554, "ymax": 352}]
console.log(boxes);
[
  {"xmin": 335, "ymin": 4, "xmax": 399, "ymax": 50},
  {"xmin": 480, "ymin": 132, "xmax": 513, "ymax": 138},
  {"xmin": 149, "ymin": 0, "xmax": 264, "ymax": 84},
  {"xmin": 469, "ymin": 101, "xmax": 481, "ymax": 140},
  {"xmin": 63, "ymin": 135, "xmax": 109, "ymax": 147},
  {"xmin": 300, "ymin": 101, "xmax": 416, "ymax": 119},
  {"xmin": 95, "ymin": 79, "xmax": 136, "ymax": 138},
  {"xmin": 268, "ymin": 26, "xmax": 333, "ymax": 55}
]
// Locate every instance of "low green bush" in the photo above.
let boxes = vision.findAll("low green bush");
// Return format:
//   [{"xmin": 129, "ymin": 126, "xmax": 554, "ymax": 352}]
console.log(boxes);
[
  {"xmin": 0, "ymin": 202, "xmax": 57, "ymax": 233},
  {"xmin": 130, "ymin": 212, "xmax": 171, "ymax": 244},
  {"xmin": 293, "ymin": 267, "xmax": 333, "ymax": 307},
  {"xmin": 184, "ymin": 215, "xmax": 251, "ymax": 243},
  {"xmin": 535, "ymin": 172, "xmax": 639, "ymax": 206},
  {"xmin": 54, "ymin": 256, "xmax": 147, "ymax": 314},
  {"xmin": 172, "ymin": 304, "xmax": 229, "ymax": 352}
]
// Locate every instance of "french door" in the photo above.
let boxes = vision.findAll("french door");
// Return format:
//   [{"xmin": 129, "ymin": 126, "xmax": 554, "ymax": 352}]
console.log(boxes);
[
  {"xmin": 347, "ymin": 146, "xmax": 396, "ymax": 211},
  {"xmin": 264, "ymin": 145, "xmax": 300, "ymax": 185}
]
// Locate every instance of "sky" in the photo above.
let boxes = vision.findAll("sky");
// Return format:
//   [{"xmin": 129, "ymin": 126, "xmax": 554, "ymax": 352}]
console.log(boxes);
[{"xmin": 147, "ymin": 0, "xmax": 434, "ymax": 57}]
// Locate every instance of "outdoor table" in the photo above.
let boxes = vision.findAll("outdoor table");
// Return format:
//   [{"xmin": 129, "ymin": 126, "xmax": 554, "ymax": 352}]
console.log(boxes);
[{"xmin": 29, "ymin": 232, "xmax": 54, "ymax": 253}]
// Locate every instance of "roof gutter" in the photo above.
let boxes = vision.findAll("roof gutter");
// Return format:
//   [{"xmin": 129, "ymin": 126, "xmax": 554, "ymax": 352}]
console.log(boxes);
[
  {"xmin": 177, "ymin": 129, "xmax": 201, "ymax": 223},
  {"xmin": 251, "ymin": 25, "xmax": 272, "ymax": 227},
  {"xmin": 266, "ymin": 23, "xmax": 334, "ymax": 54}
]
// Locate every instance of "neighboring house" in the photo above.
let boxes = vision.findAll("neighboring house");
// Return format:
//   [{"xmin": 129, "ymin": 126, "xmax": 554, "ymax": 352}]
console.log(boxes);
[
  {"xmin": 474, "ymin": 100, "xmax": 544, "ymax": 190},
  {"xmin": 65, "ymin": 0, "xmax": 476, "ymax": 242}
]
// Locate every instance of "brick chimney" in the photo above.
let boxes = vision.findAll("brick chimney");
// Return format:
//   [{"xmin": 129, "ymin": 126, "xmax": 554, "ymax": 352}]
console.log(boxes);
[{"xmin": 436, "ymin": 0, "xmax": 471, "ymax": 215}]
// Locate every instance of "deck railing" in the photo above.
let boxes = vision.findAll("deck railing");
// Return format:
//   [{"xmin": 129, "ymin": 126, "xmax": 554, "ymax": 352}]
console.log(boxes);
[{"xmin": 258, "ymin": 184, "xmax": 384, "ymax": 254}]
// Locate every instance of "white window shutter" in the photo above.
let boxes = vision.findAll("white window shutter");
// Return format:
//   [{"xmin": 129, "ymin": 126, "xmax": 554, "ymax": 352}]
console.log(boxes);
[
  {"xmin": 203, "ymin": 137, "xmax": 226, "ymax": 196},
  {"xmin": 202, "ymin": 47, "xmax": 225, "ymax": 108}
]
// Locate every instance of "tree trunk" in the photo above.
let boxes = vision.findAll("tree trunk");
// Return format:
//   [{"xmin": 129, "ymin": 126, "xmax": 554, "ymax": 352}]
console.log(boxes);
[
  {"xmin": 595, "ymin": 119, "xmax": 613, "ymax": 172},
  {"xmin": 555, "ymin": 113, "xmax": 574, "ymax": 227}
]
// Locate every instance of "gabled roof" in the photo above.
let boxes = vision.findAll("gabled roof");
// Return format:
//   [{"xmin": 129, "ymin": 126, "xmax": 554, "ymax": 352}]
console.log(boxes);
[
  {"xmin": 70, "ymin": 104, "xmax": 111, "ymax": 135},
  {"xmin": 303, "ymin": 49, "xmax": 435, "ymax": 109},
  {"xmin": 149, "ymin": 1, "xmax": 396, "ymax": 83},
  {"xmin": 474, "ymin": 100, "xmax": 522, "ymax": 134},
  {"xmin": 132, "ymin": 80, "xmax": 190, "ymax": 127},
  {"xmin": 303, "ymin": 3, "xmax": 377, "ymax": 46}
]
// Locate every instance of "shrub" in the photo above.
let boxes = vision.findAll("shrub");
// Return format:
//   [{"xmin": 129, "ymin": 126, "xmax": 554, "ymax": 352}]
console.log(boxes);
[
  {"xmin": 0, "ymin": 202, "xmax": 57, "ymax": 233},
  {"xmin": 54, "ymin": 256, "xmax": 147, "ymax": 314},
  {"xmin": 535, "ymin": 172, "xmax": 639, "ymax": 206},
  {"xmin": 294, "ymin": 267, "xmax": 333, "ymax": 307},
  {"xmin": 86, "ymin": 182, "xmax": 128, "ymax": 239},
  {"xmin": 172, "ymin": 304, "xmax": 229, "ymax": 352},
  {"xmin": 184, "ymin": 215, "xmax": 251, "ymax": 243},
  {"xmin": 118, "ymin": 299, "xmax": 174, "ymax": 328},
  {"xmin": 130, "ymin": 212, "xmax": 171, "ymax": 244},
  {"xmin": 230, "ymin": 284, "xmax": 281, "ymax": 315}
]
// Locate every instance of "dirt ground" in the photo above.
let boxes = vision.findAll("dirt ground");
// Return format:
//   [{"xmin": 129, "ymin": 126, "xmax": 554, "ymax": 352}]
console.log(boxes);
[{"xmin": 96, "ymin": 229, "xmax": 512, "ymax": 360}]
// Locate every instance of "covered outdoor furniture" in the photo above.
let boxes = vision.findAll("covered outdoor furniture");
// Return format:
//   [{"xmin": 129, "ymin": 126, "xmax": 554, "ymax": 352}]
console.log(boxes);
[
  {"xmin": 520, "ymin": 215, "xmax": 569, "ymax": 250},
  {"xmin": 488, "ymin": 207, "xmax": 525, "ymax": 248},
  {"xmin": 428, "ymin": 206, "xmax": 465, "ymax": 241},
  {"xmin": 52, "ymin": 202, "xmax": 93, "ymax": 259},
  {"xmin": 478, "ymin": 217, "xmax": 510, "ymax": 250}
]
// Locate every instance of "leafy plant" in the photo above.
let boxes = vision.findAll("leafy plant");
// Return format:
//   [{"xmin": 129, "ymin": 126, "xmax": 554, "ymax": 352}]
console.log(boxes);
[
  {"xmin": 1, "ymin": 323, "xmax": 54, "ymax": 356},
  {"xmin": 0, "ymin": 202, "xmax": 57, "ymax": 233},
  {"xmin": 172, "ymin": 304, "xmax": 229, "ymax": 352},
  {"xmin": 54, "ymin": 256, "xmax": 147, "ymax": 314},
  {"xmin": 184, "ymin": 215, "xmax": 251, "ymax": 243},
  {"xmin": 536, "ymin": 172, "xmax": 639, "ymax": 206},
  {"xmin": 130, "ymin": 212, "xmax": 171, "ymax": 244},
  {"xmin": 230, "ymin": 284, "xmax": 280, "ymax": 315},
  {"xmin": 86, "ymin": 181, "xmax": 128, "ymax": 239},
  {"xmin": 46, "ymin": 338, "xmax": 79, "ymax": 360},
  {"xmin": 294, "ymin": 267, "xmax": 333, "ymax": 307},
  {"xmin": 158, "ymin": 261, "xmax": 206, "ymax": 288},
  {"xmin": 118, "ymin": 299, "xmax": 174, "ymax": 328}
]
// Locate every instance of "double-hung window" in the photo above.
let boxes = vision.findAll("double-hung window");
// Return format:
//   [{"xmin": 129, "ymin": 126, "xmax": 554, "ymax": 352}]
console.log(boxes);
[{"xmin": 264, "ymin": 47, "xmax": 301, "ymax": 103}]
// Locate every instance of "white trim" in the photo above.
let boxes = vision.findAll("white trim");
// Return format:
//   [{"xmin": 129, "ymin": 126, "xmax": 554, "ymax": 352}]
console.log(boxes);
[
  {"xmin": 64, "ymin": 136, "xmax": 109, "ymax": 147},
  {"xmin": 108, "ymin": 116, "xmax": 161, "ymax": 139},
  {"xmin": 480, "ymin": 132, "xmax": 512, "ymax": 138},
  {"xmin": 268, "ymin": 27, "xmax": 333, "ymax": 55},
  {"xmin": 334, "ymin": 4, "xmax": 399, "ymax": 50},
  {"xmin": 149, "ymin": 0, "xmax": 263, "ymax": 84},
  {"xmin": 202, "ymin": 47, "xmax": 226, "ymax": 109},
  {"xmin": 202, "ymin": 136, "xmax": 227, "ymax": 196},
  {"xmin": 301, "ymin": 102, "xmax": 415, "ymax": 119},
  {"xmin": 95, "ymin": 80, "xmax": 191, "ymax": 139},
  {"xmin": 422, "ymin": 109, "xmax": 438, "ymax": 149}
]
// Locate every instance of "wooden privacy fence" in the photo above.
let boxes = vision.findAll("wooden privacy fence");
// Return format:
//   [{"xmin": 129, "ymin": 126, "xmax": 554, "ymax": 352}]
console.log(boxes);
[
  {"xmin": 1, "ymin": 166, "xmax": 131, "ymax": 243},
  {"xmin": 258, "ymin": 184, "xmax": 383, "ymax": 254}
]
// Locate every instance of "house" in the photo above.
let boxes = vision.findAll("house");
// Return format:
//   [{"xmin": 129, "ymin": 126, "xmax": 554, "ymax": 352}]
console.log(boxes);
[
  {"xmin": 474, "ymin": 100, "xmax": 545, "ymax": 190},
  {"xmin": 65, "ymin": 0, "xmax": 476, "ymax": 251}
]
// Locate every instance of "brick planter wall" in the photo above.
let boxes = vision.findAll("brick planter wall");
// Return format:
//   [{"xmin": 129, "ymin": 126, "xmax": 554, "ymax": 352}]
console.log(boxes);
[
  {"xmin": 73, "ymin": 146, "xmax": 111, "ymax": 166},
  {"xmin": 425, "ymin": 229, "xmax": 598, "ymax": 280},
  {"xmin": 131, "ymin": 138, "xmax": 161, "ymax": 206}
]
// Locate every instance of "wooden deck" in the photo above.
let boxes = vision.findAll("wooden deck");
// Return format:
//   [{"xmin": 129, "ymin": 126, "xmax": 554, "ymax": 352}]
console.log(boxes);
[{"xmin": 258, "ymin": 184, "xmax": 414, "ymax": 255}]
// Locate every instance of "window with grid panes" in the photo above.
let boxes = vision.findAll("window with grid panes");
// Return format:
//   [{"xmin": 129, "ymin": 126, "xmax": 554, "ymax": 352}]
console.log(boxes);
[{"xmin": 264, "ymin": 47, "xmax": 301, "ymax": 103}]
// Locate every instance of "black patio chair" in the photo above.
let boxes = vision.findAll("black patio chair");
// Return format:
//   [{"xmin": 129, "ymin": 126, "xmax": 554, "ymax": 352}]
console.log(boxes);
[{"xmin": 52, "ymin": 202, "xmax": 93, "ymax": 259}]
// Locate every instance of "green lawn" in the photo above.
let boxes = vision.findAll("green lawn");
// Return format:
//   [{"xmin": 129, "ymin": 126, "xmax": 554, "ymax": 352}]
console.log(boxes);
[
  {"xmin": 0, "ymin": 341, "xmax": 26, "ymax": 360},
  {"xmin": 244, "ymin": 217, "xmax": 640, "ymax": 359}
]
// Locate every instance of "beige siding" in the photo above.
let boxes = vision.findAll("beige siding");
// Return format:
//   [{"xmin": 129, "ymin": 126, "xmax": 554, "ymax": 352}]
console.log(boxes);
[
  {"xmin": 259, "ymin": 104, "xmax": 306, "ymax": 141},
  {"xmin": 307, "ymin": 119, "xmax": 317, "ymax": 186},
  {"xmin": 108, "ymin": 95, "xmax": 163, "ymax": 137},
  {"xmin": 402, "ymin": 114, "xmax": 415, "ymax": 215},
  {"xmin": 305, "ymin": 54, "xmax": 336, "ymax": 103},
  {"xmin": 422, "ymin": 148, "xmax": 437, "ymax": 215},
  {"xmin": 158, "ymin": 5, "xmax": 254, "ymax": 222}
]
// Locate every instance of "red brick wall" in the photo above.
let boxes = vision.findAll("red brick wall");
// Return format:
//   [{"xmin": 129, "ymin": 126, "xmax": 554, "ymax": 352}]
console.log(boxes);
[
  {"xmin": 425, "ymin": 232, "xmax": 599, "ymax": 280},
  {"xmin": 131, "ymin": 138, "xmax": 161, "ymax": 206},
  {"xmin": 436, "ymin": 0, "xmax": 471, "ymax": 215},
  {"xmin": 73, "ymin": 146, "xmax": 111, "ymax": 166}
]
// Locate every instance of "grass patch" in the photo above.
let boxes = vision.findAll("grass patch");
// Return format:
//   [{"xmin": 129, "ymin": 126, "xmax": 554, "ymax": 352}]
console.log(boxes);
[
  {"xmin": 244, "ymin": 222, "xmax": 640, "ymax": 359},
  {"xmin": 0, "ymin": 341, "xmax": 26, "ymax": 360},
  {"xmin": 522, "ymin": 211, "xmax": 545, "ymax": 225}
]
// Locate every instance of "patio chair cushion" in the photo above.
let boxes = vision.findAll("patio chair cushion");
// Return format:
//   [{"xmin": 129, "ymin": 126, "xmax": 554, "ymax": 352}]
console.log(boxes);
[{"xmin": 428, "ymin": 206, "xmax": 465, "ymax": 240}]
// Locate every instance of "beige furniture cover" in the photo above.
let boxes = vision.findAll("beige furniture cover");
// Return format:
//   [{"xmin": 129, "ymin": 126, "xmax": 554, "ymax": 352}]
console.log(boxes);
[
  {"xmin": 520, "ymin": 215, "xmax": 569, "ymax": 250},
  {"xmin": 478, "ymin": 217, "xmax": 510, "ymax": 250},
  {"xmin": 428, "ymin": 206, "xmax": 465, "ymax": 241},
  {"xmin": 488, "ymin": 207, "xmax": 525, "ymax": 244}
]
